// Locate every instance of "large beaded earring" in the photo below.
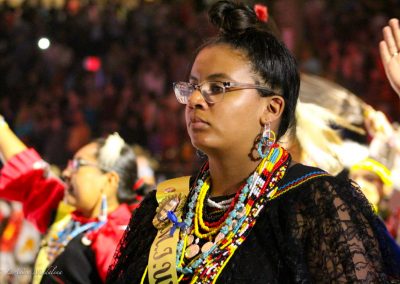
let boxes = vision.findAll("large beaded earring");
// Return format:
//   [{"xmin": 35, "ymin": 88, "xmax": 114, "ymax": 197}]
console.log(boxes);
[{"xmin": 257, "ymin": 122, "xmax": 276, "ymax": 159}]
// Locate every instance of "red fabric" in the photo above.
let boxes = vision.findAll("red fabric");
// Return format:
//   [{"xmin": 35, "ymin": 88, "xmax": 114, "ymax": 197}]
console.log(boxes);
[
  {"xmin": 386, "ymin": 208, "xmax": 400, "ymax": 240},
  {"xmin": 84, "ymin": 203, "xmax": 131, "ymax": 282},
  {"xmin": 128, "ymin": 200, "xmax": 142, "ymax": 212},
  {"xmin": 132, "ymin": 178, "xmax": 144, "ymax": 191},
  {"xmin": 0, "ymin": 148, "xmax": 65, "ymax": 233},
  {"xmin": 0, "ymin": 210, "xmax": 23, "ymax": 251}
]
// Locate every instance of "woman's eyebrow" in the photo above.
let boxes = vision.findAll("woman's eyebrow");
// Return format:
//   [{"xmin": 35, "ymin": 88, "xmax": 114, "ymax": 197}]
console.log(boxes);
[
  {"xmin": 207, "ymin": 73, "xmax": 233, "ymax": 81},
  {"xmin": 189, "ymin": 73, "xmax": 234, "ymax": 82}
]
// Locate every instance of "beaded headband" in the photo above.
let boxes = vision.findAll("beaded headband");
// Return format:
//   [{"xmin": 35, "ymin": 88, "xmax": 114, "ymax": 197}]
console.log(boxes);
[{"xmin": 350, "ymin": 158, "xmax": 392, "ymax": 186}]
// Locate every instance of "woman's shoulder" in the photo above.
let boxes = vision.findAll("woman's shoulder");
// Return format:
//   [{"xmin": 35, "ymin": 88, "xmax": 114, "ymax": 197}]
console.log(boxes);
[
  {"xmin": 277, "ymin": 163, "xmax": 374, "ymax": 214},
  {"xmin": 128, "ymin": 190, "xmax": 158, "ymax": 223},
  {"xmin": 277, "ymin": 163, "xmax": 332, "ymax": 193},
  {"xmin": 281, "ymin": 163, "xmax": 354, "ymax": 188},
  {"xmin": 274, "ymin": 163, "xmax": 361, "ymax": 205},
  {"xmin": 136, "ymin": 189, "xmax": 158, "ymax": 209}
]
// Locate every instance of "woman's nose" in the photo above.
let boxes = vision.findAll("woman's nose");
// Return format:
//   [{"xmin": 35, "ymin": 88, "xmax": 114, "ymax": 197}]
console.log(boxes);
[
  {"xmin": 61, "ymin": 166, "xmax": 72, "ymax": 180},
  {"xmin": 187, "ymin": 88, "xmax": 207, "ymax": 107}
]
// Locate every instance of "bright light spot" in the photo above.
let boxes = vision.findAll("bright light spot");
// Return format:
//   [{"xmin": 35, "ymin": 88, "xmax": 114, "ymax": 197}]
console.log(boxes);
[{"xmin": 38, "ymin": 38, "xmax": 50, "ymax": 50}]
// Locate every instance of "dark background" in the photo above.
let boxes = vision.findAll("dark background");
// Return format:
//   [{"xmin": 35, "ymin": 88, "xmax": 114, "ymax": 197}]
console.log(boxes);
[{"xmin": 1, "ymin": 0, "xmax": 399, "ymax": 179}]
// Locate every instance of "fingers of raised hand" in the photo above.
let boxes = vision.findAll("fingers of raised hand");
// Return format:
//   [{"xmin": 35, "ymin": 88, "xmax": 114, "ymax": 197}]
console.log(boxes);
[
  {"xmin": 383, "ymin": 19, "xmax": 400, "ymax": 56},
  {"xmin": 389, "ymin": 18, "xmax": 400, "ymax": 52},
  {"xmin": 381, "ymin": 19, "xmax": 400, "ymax": 63}
]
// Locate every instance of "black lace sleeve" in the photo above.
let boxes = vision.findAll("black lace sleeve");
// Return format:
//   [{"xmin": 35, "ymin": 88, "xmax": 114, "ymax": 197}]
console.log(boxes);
[
  {"xmin": 289, "ymin": 176, "xmax": 400, "ymax": 282},
  {"xmin": 106, "ymin": 190, "xmax": 158, "ymax": 283}
]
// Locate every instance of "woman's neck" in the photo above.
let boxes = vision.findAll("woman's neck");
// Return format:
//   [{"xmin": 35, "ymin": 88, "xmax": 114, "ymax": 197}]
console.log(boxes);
[
  {"xmin": 82, "ymin": 198, "xmax": 120, "ymax": 220},
  {"xmin": 207, "ymin": 154, "xmax": 261, "ymax": 197}
]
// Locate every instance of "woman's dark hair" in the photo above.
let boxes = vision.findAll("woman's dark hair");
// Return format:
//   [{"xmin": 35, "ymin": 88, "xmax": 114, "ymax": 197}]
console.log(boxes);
[
  {"xmin": 94, "ymin": 138, "xmax": 138, "ymax": 203},
  {"xmin": 197, "ymin": 0, "xmax": 300, "ymax": 140}
]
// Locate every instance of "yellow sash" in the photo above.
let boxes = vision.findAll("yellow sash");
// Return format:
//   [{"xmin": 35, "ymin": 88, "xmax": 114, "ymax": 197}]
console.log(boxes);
[
  {"xmin": 147, "ymin": 176, "xmax": 190, "ymax": 284},
  {"xmin": 32, "ymin": 214, "xmax": 70, "ymax": 284}
]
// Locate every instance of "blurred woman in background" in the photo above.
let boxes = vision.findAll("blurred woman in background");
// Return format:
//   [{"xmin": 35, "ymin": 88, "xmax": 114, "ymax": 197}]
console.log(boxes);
[{"xmin": 0, "ymin": 116, "xmax": 139, "ymax": 283}]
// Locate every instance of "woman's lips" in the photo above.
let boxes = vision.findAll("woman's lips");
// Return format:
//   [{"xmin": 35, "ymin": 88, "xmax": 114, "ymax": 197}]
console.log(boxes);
[{"xmin": 189, "ymin": 116, "xmax": 209, "ymax": 130}]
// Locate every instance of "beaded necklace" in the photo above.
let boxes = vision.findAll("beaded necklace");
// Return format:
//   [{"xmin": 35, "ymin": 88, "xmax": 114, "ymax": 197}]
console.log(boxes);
[
  {"xmin": 46, "ymin": 218, "xmax": 105, "ymax": 262},
  {"xmin": 206, "ymin": 197, "xmax": 234, "ymax": 210},
  {"xmin": 176, "ymin": 144, "xmax": 290, "ymax": 283},
  {"xmin": 203, "ymin": 194, "xmax": 234, "ymax": 224}
]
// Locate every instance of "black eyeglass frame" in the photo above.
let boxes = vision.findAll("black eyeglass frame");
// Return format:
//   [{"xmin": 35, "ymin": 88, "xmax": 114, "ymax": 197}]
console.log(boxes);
[{"xmin": 67, "ymin": 158, "xmax": 110, "ymax": 173}]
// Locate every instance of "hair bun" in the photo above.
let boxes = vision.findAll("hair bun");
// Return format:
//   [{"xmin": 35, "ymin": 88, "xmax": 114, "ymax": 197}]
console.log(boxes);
[{"xmin": 209, "ymin": 1, "xmax": 257, "ymax": 35}]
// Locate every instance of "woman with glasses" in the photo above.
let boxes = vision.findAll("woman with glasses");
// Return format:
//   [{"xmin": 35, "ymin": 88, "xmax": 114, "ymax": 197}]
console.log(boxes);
[
  {"xmin": 108, "ymin": 1, "xmax": 400, "ymax": 283},
  {"xmin": 0, "ymin": 117, "xmax": 139, "ymax": 283}
]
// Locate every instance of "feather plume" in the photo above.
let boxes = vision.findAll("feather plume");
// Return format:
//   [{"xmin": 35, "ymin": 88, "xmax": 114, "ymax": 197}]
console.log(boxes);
[{"xmin": 98, "ymin": 133, "xmax": 127, "ymax": 170}]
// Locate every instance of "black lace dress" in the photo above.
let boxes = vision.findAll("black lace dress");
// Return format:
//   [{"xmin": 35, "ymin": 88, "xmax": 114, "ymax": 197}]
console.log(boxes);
[{"xmin": 108, "ymin": 164, "xmax": 400, "ymax": 283}]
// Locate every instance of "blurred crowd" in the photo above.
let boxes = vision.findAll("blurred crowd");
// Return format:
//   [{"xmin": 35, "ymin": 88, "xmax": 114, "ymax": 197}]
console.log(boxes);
[
  {"xmin": 0, "ymin": 0, "xmax": 213, "ymax": 180},
  {"xmin": 0, "ymin": 0, "xmax": 399, "ymax": 179},
  {"xmin": 0, "ymin": 0, "xmax": 400, "ymax": 282},
  {"xmin": 298, "ymin": 0, "xmax": 400, "ymax": 119}
]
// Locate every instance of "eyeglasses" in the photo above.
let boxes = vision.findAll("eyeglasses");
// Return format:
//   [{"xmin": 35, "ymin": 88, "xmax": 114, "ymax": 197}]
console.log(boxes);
[
  {"xmin": 173, "ymin": 81, "xmax": 275, "ymax": 104},
  {"xmin": 67, "ymin": 158, "xmax": 109, "ymax": 173}
]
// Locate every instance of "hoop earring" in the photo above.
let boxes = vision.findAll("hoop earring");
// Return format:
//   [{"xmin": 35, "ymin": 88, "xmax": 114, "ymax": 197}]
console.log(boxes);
[
  {"xmin": 257, "ymin": 122, "xmax": 276, "ymax": 159},
  {"xmin": 99, "ymin": 193, "xmax": 108, "ymax": 222}
]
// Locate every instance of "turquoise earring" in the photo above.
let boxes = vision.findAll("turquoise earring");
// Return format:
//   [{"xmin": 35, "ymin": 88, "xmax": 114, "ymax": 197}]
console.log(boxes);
[
  {"xmin": 98, "ymin": 194, "xmax": 108, "ymax": 222},
  {"xmin": 257, "ymin": 122, "xmax": 276, "ymax": 159}
]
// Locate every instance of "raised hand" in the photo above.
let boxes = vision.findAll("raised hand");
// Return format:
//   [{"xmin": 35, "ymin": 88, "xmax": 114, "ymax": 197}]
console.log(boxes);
[{"xmin": 380, "ymin": 18, "xmax": 400, "ymax": 97}]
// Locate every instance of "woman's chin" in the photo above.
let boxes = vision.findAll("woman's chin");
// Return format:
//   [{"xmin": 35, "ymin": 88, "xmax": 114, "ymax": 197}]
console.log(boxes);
[
  {"xmin": 190, "ymin": 137, "xmax": 216, "ymax": 154},
  {"xmin": 193, "ymin": 137, "xmax": 228, "ymax": 154}
]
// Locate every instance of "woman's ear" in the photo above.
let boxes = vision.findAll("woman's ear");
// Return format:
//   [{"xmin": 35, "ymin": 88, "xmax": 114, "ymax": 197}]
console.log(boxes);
[
  {"xmin": 261, "ymin": 95, "xmax": 285, "ymax": 124},
  {"xmin": 104, "ymin": 171, "xmax": 120, "ymax": 194}
]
